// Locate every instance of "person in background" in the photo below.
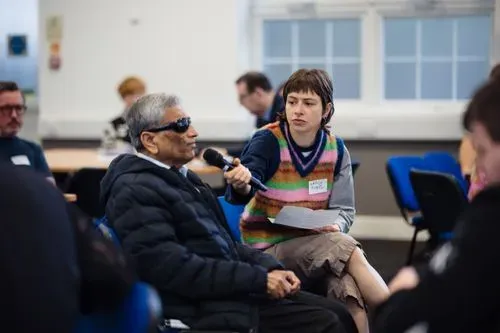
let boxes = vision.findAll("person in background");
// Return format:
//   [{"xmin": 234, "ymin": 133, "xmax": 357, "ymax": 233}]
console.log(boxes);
[
  {"xmin": 371, "ymin": 74, "xmax": 500, "ymax": 333},
  {"xmin": 0, "ymin": 81, "xmax": 54, "ymax": 184},
  {"xmin": 110, "ymin": 76, "xmax": 146, "ymax": 143},
  {"xmin": 100, "ymin": 93, "xmax": 358, "ymax": 333},
  {"xmin": 459, "ymin": 63, "xmax": 500, "ymax": 200},
  {"xmin": 225, "ymin": 69, "xmax": 388, "ymax": 333},
  {"xmin": 236, "ymin": 71, "xmax": 284, "ymax": 130},
  {"xmin": 0, "ymin": 163, "xmax": 135, "ymax": 332},
  {"xmin": 200, "ymin": 72, "xmax": 284, "ymax": 159}
]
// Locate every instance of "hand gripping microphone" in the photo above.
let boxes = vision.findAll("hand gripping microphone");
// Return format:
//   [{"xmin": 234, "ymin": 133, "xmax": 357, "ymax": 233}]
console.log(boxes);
[{"xmin": 203, "ymin": 148, "xmax": 268, "ymax": 192}]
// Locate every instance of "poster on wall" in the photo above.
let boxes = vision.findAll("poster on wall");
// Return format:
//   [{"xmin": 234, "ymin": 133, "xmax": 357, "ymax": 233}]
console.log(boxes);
[
  {"xmin": 46, "ymin": 15, "xmax": 63, "ymax": 71},
  {"xmin": 8, "ymin": 35, "xmax": 28, "ymax": 57}
]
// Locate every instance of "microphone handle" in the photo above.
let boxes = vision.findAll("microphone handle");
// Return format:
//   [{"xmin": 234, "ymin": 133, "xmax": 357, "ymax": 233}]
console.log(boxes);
[{"xmin": 222, "ymin": 161, "xmax": 268, "ymax": 192}]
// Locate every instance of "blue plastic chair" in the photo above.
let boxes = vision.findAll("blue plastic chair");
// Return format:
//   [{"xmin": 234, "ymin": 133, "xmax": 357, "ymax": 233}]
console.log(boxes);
[
  {"xmin": 75, "ymin": 282, "xmax": 163, "ymax": 333},
  {"xmin": 217, "ymin": 196, "xmax": 245, "ymax": 242},
  {"xmin": 386, "ymin": 156, "xmax": 428, "ymax": 264},
  {"xmin": 423, "ymin": 152, "xmax": 468, "ymax": 194}
]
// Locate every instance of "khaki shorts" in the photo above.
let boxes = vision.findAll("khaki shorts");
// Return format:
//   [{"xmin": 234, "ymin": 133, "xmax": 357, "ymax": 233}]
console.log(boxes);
[{"xmin": 264, "ymin": 232, "xmax": 364, "ymax": 308}]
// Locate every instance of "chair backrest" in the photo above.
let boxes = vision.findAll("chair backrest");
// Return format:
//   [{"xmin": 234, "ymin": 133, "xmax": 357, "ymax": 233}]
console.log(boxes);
[
  {"xmin": 386, "ymin": 156, "xmax": 427, "ymax": 217},
  {"xmin": 66, "ymin": 168, "xmax": 107, "ymax": 218},
  {"xmin": 423, "ymin": 152, "xmax": 468, "ymax": 193},
  {"xmin": 217, "ymin": 196, "xmax": 244, "ymax": 242},
  {"xmin": 351, "ymin": 160, "xmax": 360, "ymax": 176},
  {"xmin": 410, "ymin": 169, "xmax": 468, "ymax": 241},
  {"xmin": 74, "ymin": 282, "xmax": 163, "ymax": 333}
]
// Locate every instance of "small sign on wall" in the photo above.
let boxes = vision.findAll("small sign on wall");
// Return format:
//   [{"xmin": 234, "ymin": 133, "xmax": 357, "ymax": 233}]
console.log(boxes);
[
  {"xmin": 8, "ymin": 35, "xmax": 28, "ymax": 56},
  {"xmin": 46, "ymin": 15, "xmax": 63, "ymax": 42},
  {"xmin": 46, "ymin": 15, "xmax": 63, "ymax": 71}
]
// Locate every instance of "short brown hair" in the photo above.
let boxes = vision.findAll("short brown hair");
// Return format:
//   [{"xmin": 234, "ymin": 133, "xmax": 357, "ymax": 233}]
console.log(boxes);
[
  {"xmin": 489, "ymin": 63, "xmax": 500, "ymax": 81},
  {"xmin": 235, "ymin": 72, "xmax": 273, "ymax": 93},
  {"xmin": 281, "ymin": 69, "xmax": 334, "ymax": 130},
  {"xmin": 0, "ymin": 81, "xmax": 20, "ymax": 94},
  {"xmin": 0, "ymin": 81, "xmax": 24, "ymax": 102},
  {"xmin": 462, "ymin": 78, "xmax": 500, "ymax": 142},
  {"xmin": 117, "ymin": 76, "xmax": 146, "ymax": 99}
]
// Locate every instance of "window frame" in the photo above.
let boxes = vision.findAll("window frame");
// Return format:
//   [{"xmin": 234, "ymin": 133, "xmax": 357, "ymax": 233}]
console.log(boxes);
[
  {"xmin": 380, "ymin": 11, "xmax": 493, "ymax": 102},
  {"xmin": 250, "ymin": 0, "xmax": 495, "ymax": 140}
]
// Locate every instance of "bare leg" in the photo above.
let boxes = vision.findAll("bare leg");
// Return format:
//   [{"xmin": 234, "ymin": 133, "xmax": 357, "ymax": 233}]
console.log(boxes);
[
  {"xmin": 346, "ymin": 298, "xmax": 369, "ymax": 333},
  {"xmin": 346, "ymin": 247, "xmax": 389, "ymax": 308}
]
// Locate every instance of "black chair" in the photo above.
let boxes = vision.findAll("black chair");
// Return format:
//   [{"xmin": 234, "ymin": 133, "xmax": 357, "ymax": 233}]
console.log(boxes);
[
  {"xmin": 351, "ymin": 160, "xmax": 360, "ymax": 176},
  {"xmin": 409, "ymin": 169, "xmax": 469, "ymax": 250},
  {"xmin": 65, "ymin": 168, "xmax": 107, "ymax": 218}
]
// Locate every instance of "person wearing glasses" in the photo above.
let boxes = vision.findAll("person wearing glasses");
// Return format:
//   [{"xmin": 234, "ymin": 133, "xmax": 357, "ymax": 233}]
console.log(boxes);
[
  {"xmin": 100, "ymin": 93, "xmax": 357, "ymax": 333},
  {"xmin": 0, "ymin": 81, "xmax": 54, "ymax": 184}
]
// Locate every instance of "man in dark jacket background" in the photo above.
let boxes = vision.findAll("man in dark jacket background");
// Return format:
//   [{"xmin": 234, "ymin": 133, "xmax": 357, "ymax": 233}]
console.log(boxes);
[
  {"xmin": 371, "ymin": 76, "xmax": 500, "ymax": 332},
  {"xmin": 100, "ymin": 92, "xmax": 357, "ymax": 333}
]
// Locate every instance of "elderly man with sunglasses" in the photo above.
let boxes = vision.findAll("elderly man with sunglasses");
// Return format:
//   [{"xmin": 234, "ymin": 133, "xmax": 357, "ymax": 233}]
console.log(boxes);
[
  {"xmin": 100, "ymin": 93, "xmax": 357, "ymax": 333},
  {"xmin": 0, "ymin": 81, "xmax": 54, "ymax": 184}
]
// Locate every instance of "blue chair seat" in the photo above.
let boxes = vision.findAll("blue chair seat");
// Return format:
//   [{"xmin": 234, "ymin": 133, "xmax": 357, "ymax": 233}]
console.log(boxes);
[{"xmin": 75, "ymin": 282, "xmax": 162, "ymax": 333}]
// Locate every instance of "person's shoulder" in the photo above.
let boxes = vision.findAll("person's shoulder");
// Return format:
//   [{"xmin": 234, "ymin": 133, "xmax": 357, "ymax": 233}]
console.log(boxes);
[
  {"xmin": 470, "ymin": 185, "xmax": 500, "ymax": 206},
  {"xmin": 247, "ymin": 126, "xmax": 279, "ymax": 153},
  {"xmin": 14, "ymin": 137, "xmax": 43, "ymax": 153}
]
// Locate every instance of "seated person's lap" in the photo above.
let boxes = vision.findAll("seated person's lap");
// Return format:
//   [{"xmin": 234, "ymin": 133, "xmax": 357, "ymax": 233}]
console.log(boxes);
[{"xmin": 265, "ymin": 233, "xmax": 364, "ymax": 308}]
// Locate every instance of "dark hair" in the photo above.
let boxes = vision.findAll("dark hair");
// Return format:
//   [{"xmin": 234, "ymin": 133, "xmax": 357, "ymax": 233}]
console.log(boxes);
[
  {"xmin": 235, "ymin": 71, "xmax": 273, "ymax": 93},
  {"xmin": 0, "ymin": 81, "xmax": 20, "ymax": 94},
  {"xmin": 462, "ymin": 78, "xmax": 500, "ymax": 142},
  {"xmin": 489, "ymin": 63, "xmax": 500, "ymax": 81},
  {"xmin": 0, "ymin": 81, "xmax": 24, "ymax": 103},
  {"xmin": 280, "ymin": 69, "xmax": 334, "ymax": 131}
]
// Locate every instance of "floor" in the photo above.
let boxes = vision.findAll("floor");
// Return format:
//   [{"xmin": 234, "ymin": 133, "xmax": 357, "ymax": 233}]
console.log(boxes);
[{"xmin": 358, "ymin": 238, "xmax": 426, "ymax": 282}]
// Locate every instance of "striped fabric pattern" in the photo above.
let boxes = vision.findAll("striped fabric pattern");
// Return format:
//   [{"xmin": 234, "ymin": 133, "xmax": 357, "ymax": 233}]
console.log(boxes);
[{"xmin": 241, "ymin": 122, "xmax": 338, "ymax": 249}]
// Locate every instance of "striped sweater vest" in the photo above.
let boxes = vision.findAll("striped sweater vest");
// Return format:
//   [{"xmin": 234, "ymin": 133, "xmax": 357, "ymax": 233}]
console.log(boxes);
[{"xmin": 241, "ymin": 122, "xmax": 338, "ymax": 249}]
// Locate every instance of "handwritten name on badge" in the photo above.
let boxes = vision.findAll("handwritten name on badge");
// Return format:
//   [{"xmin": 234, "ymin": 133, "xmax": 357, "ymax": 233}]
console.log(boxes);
[{"xmin": 308, "ymin": 179, "xmax": 327, "ymax": 195}]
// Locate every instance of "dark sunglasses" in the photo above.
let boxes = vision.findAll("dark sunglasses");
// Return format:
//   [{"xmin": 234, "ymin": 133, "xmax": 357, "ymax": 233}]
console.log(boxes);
[{"xmin": 145, "ymin": 117, "xmax": 191, "ymax": 133}]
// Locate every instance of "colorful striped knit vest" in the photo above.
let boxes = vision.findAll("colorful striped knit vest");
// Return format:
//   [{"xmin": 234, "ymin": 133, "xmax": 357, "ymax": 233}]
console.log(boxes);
[{"xmin": 241, "ymin": 122, "xmax": 338, "ymax": 249}]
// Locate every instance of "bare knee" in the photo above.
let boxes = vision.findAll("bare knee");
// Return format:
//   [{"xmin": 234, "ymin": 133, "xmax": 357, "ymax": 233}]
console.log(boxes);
[{"xmin": 347, "ymin": 246, "xmax": 366, "ymax": 267}]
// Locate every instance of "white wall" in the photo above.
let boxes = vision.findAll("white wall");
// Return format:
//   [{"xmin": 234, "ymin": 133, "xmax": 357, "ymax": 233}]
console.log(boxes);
[
  {"xmin": 0, "ymin": 0, "xmax": 38, "ymax": 91},
  {"xmin": 38, "ymin": 0, "xmax": 497, "ymax": 141},
  {"xmin": 38, "ymin": 0, "xmax": 254, "ymax": 140},
  {"xmin": 251, "ymin": 0, "xmax": 495, "ymax": 141}
]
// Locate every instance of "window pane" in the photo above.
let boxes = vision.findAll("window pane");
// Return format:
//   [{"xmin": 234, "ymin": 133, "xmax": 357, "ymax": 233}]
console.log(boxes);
[
  {"xmin": 263, "ymin": 21, "xmax": 292, "ymax": 58},
  {"xmin": 421, "ymin": 18, "xmax": 453, "ymax": 57},
  {"xmin": 331, "ymin": 64, "xmax": 360, "ymax": 99},
  {"xmin": 332, "ymin": 19, "xmax": 360, "ymax": 58},
  {"xmin": 264, "ymin": 64, "xmax": 293, "ymax": 88},
  {"xmin": 384, "ymin": 18, "xmax": 416, "ymax": 57},
  {"xmin": 298, "ymin": 20, "xmax": 326, "ymax": 57},
  {"xmin": 298, "ymin": 63, "xmax": 326, "ymax": 71},
  {"xmin": 457, "ymin": 16, "xmax": 491, "ymax": 57},
  {"xmin": 457, "ymin": 61, "xmax": 489, "ymax": 99},
  {"xmin": 385, "ymin": 62, "xmax": 416, "ymax": 99},
  {"xmin": 421, "ymin": 62, "xmax": 453, "ymax": 99}
]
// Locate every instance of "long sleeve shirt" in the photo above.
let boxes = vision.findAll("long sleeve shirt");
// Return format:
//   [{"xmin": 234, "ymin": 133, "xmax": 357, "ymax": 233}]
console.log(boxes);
[{"xmin": 226, "ymin": 128, "xmax": 355, "ymax": 233}]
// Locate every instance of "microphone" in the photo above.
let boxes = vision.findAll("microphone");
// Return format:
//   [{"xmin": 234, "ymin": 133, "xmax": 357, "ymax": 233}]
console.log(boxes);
[{"xmin": 203, "ymin": 148, "xmax": 268, "ymax": 192}]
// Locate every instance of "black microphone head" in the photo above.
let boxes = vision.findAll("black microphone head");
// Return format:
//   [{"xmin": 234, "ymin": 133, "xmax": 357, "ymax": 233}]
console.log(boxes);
[{"xmin": 203, "ymin": 148, "xmax": 226, "ymax": 169}]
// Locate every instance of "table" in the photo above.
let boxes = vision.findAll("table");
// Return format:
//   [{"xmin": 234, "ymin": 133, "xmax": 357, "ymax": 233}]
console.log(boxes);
[{"xmin": 44, "ymin": 148, "xmax": 221, "ymax": 175}]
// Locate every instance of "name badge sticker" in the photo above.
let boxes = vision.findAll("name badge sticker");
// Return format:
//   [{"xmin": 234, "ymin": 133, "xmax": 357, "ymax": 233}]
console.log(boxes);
[{"xmin": 309, "ymin": 179, "xmax": 327, "ymax": 195}]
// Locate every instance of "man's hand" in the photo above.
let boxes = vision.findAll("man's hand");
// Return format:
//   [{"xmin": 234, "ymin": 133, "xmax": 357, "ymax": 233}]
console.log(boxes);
[
  {"xmin": 283, "ymin": 270, "xmax": 301, "ymax": 294},
  {"xmin": 313, "ymin": 224, "xmax": 341, "ymax": 234},
  {"xmin": 388, "ymin": 267, "xmax": 419, "ymax": 294},
  {"xmin": 224, "ymin": 158, "xmax": 252, "ymax": 195},
  {"xmin": 267, "ymin": 270, "xmax": 297, "ymax": 299}
]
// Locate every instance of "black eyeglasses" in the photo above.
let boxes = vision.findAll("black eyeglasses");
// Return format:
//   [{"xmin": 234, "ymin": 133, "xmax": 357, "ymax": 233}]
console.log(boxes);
[
  {"xmin": 145, "ymin": 117, "xmax": 191, "ymax": 133},
  {"xmin": 0, "ymin": 104, "xmax": 27, "ymax": 116}
]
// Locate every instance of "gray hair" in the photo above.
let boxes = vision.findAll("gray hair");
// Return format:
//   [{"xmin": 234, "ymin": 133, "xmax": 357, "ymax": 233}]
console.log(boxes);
[{"xmin": 125, "ymin": 93, "xmax": 181, "ymax": 150}]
